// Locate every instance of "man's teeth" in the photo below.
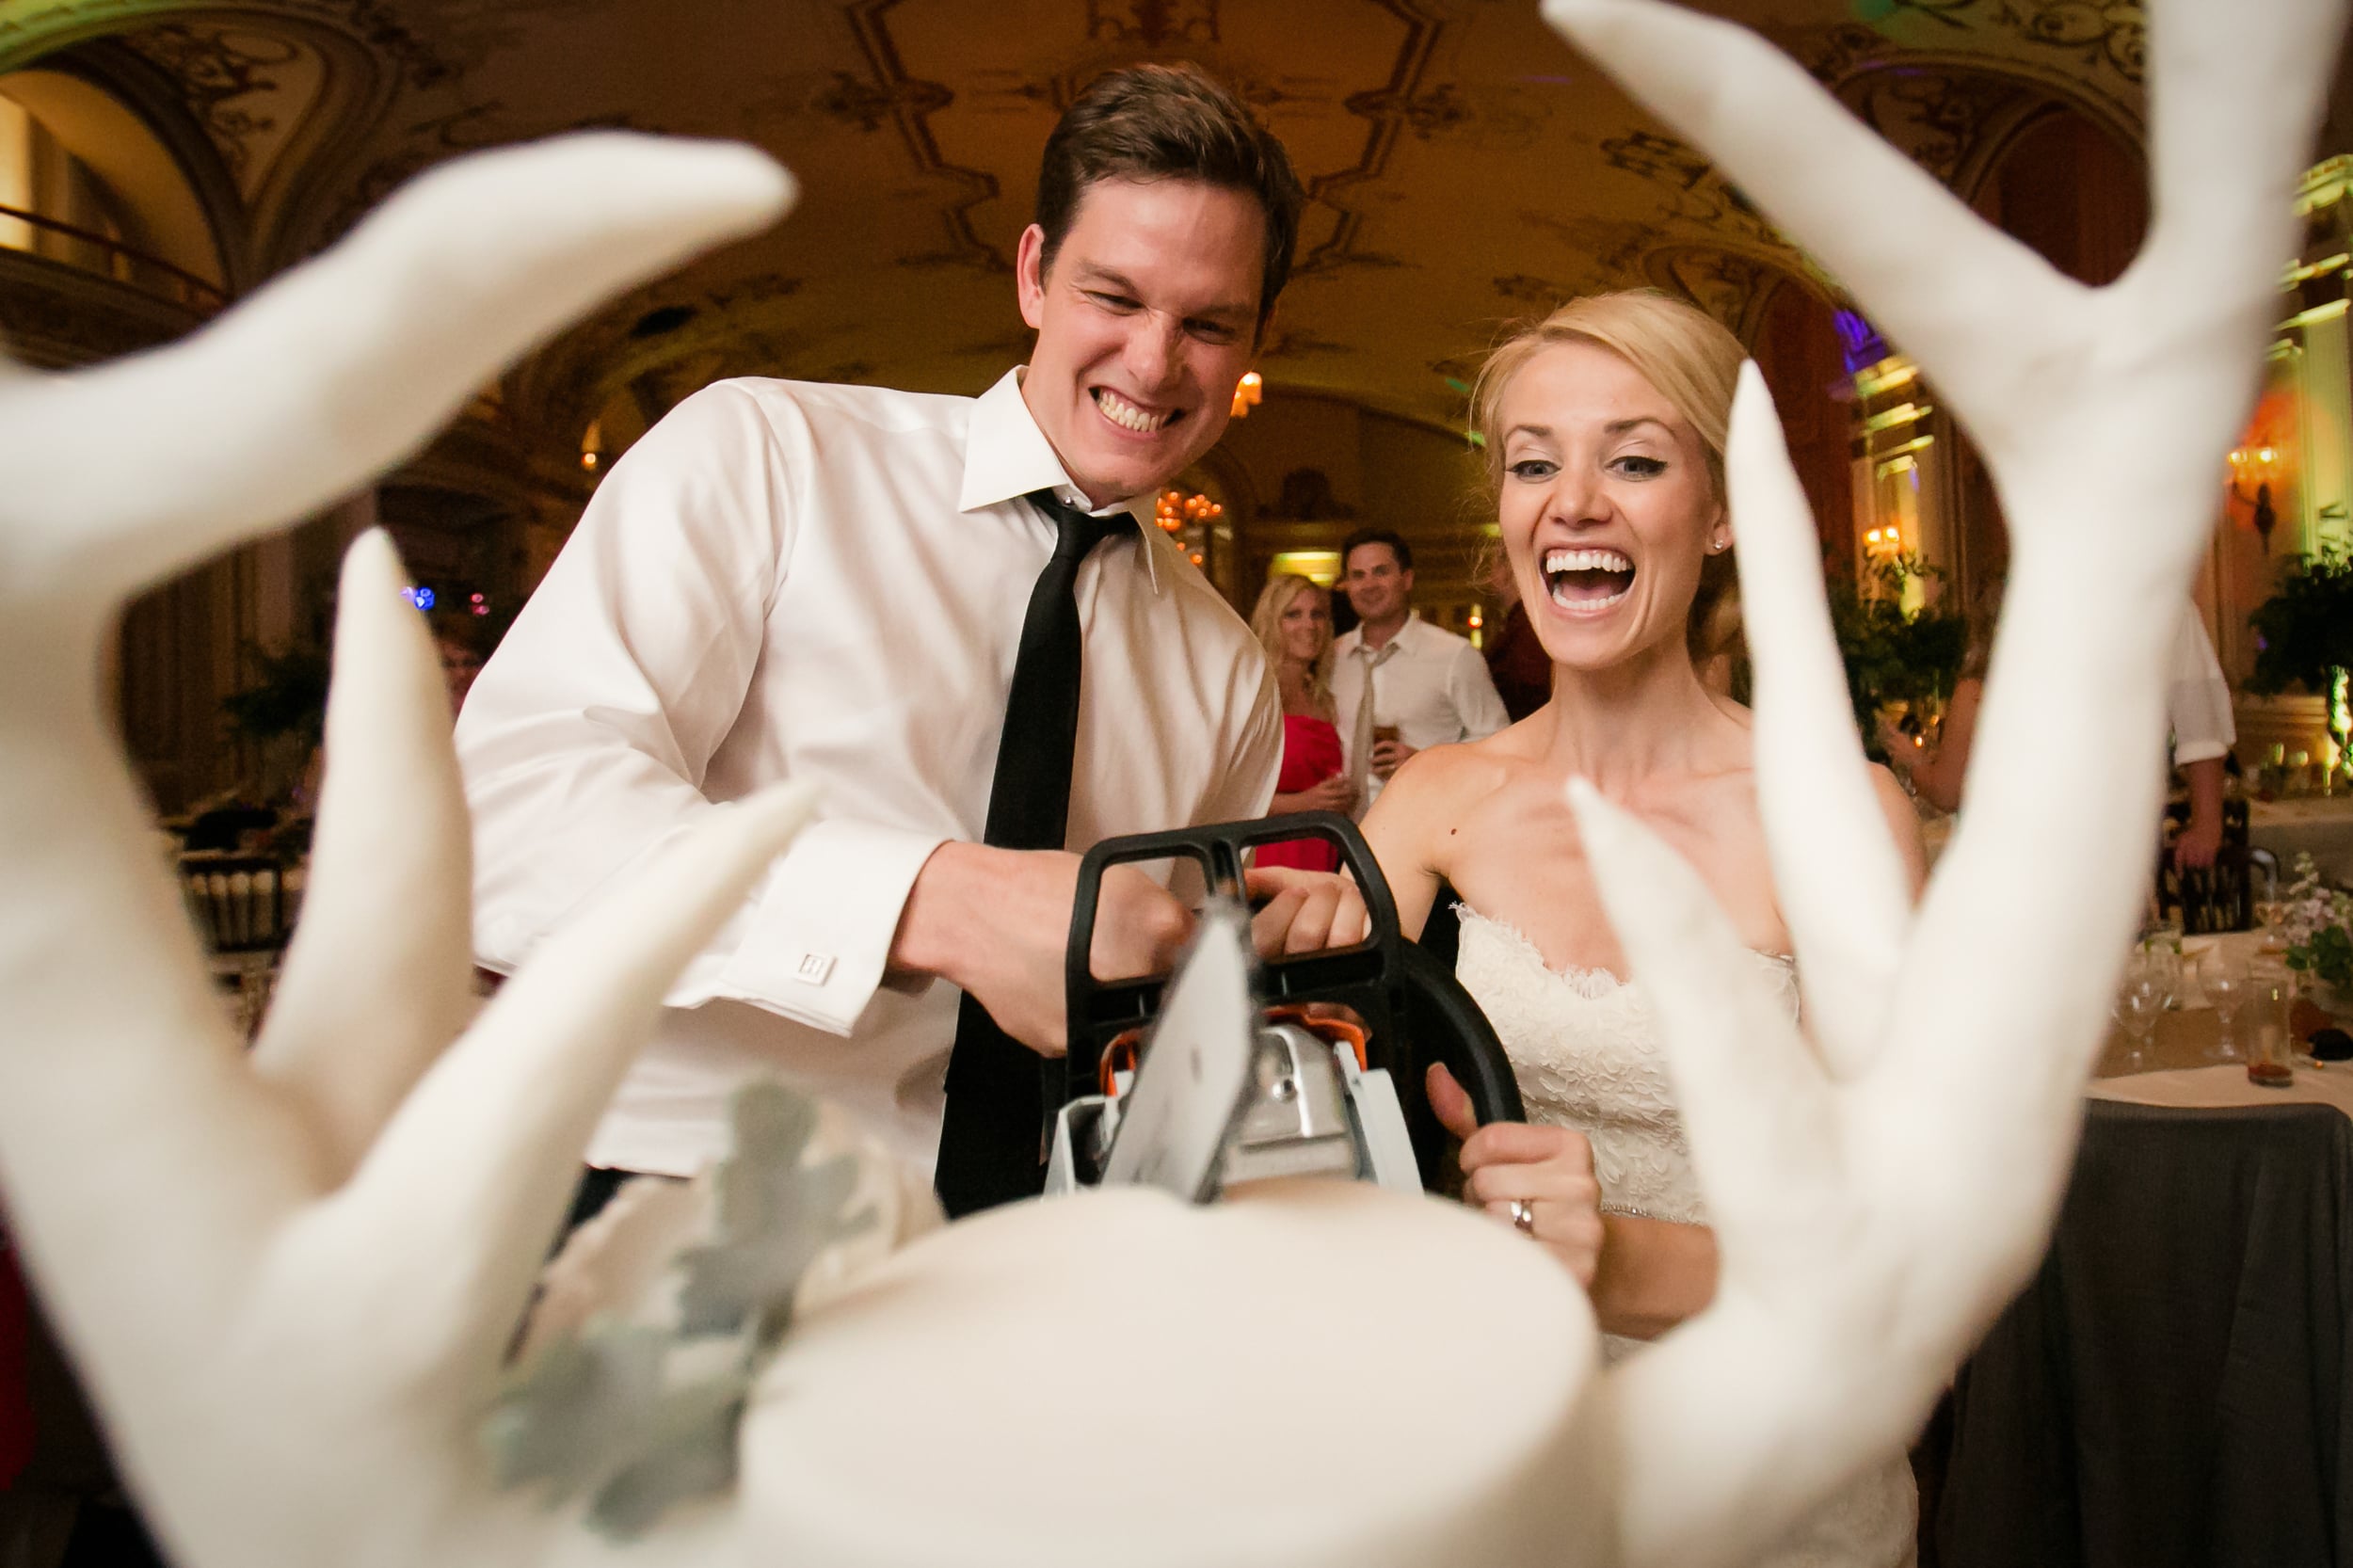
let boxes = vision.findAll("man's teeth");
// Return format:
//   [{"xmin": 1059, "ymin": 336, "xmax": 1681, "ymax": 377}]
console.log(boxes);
[
  {"xmin": 1096, "ymin": 390, "xmax": 1173, "ymax": 434},
  {"xmin": 1544, "ymin": 548, "xmax": 1631, "ymax": 575}
]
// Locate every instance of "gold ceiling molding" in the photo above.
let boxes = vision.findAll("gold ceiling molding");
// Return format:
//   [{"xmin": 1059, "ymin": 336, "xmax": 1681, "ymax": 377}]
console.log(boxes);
[
  {"xmin": 838, "ymin": 0, "xmax": 1000, "ymax": 277},
  {"xmin": 1258, "ymin": 323, "xmax": 1350, "ymax": 362},
  {"xmin": 1288, "ymin": 0, "xmax": 1448, "ymax": 279},
  {"xmin": 1996, "ymin": 0, "xmax": 2144, "ymax": 85},
  {"xmin": 0, "ymin": 0, "xmax": 2201, "ymax": 477},
  {"xmin": 1086, "ymin": 0, "xmax": 1219, "ymax": 47},
  {"xmin": 1513, "ymin": 208, "xmax": 1655, "ymax": 290},
  {"xmin": 1644, "ymin": 245, "xmax": 1803, "ymax": 340},
  {"xmin": 0, "ymin": 0, "xmax": 450, "ymax": 86},
  {"xmin": 1795, "ymin": 0, "xmax": 2143, "ymax": 88},
  {"xmin": 517, "ymin": 268, "xmax": 822, "ymax": 436},
  {"xmin": 1594, "ymin": 128, "xmax": 1801, "ymax": 255},
  {"xmin": 1774, "ymin": 4, "xmax": 2143, "ymax": 137},
  {"xmin": 803, "ymin": 0, "xmax": 1466, "ymax": 285},
  {"xmin": 117, "ymin": 24, "xmax": 316, "ymax": 192},
  {"xmin": 302, "ymin": 96, "xmax": 520, "ymax": 264},
  {"xmin": 1836, "ymin": 60, "xmax": 2069, "ymax": 195},
  {"xmin": 7, "ymin": 2, "xmax": 430, "ymax": 277}
]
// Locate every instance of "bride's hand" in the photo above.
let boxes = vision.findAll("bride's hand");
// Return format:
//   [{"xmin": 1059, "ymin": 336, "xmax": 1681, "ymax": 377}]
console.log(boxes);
[
  {"xmin": 1430, "ymin": 1064, "xmax": 1606, "ymax": 1288},
  {"xmin": 1243, "ymin": 866, "xmax": 1369, "ymax": 955}
]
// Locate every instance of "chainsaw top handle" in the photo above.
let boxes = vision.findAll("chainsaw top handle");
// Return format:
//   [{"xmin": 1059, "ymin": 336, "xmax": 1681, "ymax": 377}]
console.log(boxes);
[{"xmin": 1062, "ymin": 812, "xmax": 1526, "ymax": 1184}]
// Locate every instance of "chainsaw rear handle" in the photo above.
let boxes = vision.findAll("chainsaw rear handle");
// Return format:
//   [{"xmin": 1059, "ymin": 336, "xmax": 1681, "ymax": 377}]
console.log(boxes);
[
  {"xmin": 1063, "ymin": 814, "xmax": 1526, "ymax": 1155},
  {"xmin": 1394, "ymin": 940, "xmax": 1524, "ymax": 1128}
]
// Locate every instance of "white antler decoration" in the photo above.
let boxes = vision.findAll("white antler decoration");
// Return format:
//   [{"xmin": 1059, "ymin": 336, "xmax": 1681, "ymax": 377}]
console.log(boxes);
[
  {"xmin": 0, "ymin": 133, "xmax": 812, "ymax": 1568},
  {"xmin": 1548, "ymin": 0, "xmax": 2347, "ymax": 1562}
]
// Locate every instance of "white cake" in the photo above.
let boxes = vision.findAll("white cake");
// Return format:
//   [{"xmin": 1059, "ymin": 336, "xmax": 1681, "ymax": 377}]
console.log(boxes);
[{"xmin": 740, "ymin": 1179, "xmax": 1600, "ymax": 1568}]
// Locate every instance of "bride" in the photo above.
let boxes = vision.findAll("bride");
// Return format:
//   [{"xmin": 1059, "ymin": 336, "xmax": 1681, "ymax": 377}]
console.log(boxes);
[{"xmin": 1262, "ymin": 291, "xmax": 1928, "ymax": 1565}]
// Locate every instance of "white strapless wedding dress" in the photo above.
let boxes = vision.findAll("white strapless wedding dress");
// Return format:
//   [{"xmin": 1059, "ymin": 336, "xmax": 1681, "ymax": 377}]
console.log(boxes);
[{"xmin": 1454, "ymin": 905, "xmax": 1918, "ymax": 1568}]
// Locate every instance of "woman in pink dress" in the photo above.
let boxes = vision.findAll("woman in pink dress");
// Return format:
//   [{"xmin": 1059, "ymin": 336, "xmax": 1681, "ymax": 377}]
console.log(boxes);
[{"xmin": 1249, "ymin": 573, "xmax": 1353, "ymax": 872}]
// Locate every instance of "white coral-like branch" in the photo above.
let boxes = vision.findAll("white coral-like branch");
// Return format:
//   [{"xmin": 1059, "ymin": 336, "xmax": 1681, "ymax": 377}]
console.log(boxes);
[
  {"xmin": 0, "ymin": 134, "xmax": 808, "ymax": 1568},
  {"xmin": 1545, "ymin": 1, "xmax": 2346, "ymax": 1563}
]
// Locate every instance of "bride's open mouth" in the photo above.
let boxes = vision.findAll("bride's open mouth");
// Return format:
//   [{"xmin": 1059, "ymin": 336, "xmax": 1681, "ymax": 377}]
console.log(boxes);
[{"xmin": 1543, "ymin": 547, "xmax": 1635, "ymax": 614}]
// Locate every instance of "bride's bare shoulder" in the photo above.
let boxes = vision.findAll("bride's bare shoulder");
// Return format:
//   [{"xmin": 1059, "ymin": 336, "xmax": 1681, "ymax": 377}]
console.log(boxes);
[
  {"xmin": 1385, "ymin": 732, "xmax": 1522, "ymax": 809},
  {"xmin": 1364, "ymin": 742, "xmax": 1530, "ymax": 890}
]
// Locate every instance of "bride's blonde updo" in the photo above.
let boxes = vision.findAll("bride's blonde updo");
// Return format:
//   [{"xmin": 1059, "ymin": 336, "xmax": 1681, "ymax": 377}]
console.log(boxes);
[{"xmin": 1469, "ymin": 290, "xmax": 1747, "ymax": 655}]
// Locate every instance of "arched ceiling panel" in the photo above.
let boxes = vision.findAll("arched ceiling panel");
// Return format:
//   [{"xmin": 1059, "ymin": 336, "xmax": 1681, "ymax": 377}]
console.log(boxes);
[{"xmin": 5, "ymin": 0, "xmax": 2229, "ymax": 450}]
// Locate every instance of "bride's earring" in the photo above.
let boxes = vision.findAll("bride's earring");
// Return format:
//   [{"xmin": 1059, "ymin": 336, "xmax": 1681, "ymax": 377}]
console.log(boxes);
[{"xmin": 1707, "ymin": 533, "xmax": 1730, "ymax": 554}]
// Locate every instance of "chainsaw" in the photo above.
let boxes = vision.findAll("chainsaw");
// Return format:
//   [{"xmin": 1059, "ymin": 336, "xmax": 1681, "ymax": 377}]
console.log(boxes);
[{"xmin": 1043, "ymin": 812, "xmax": 1526, "ymax": 1202}]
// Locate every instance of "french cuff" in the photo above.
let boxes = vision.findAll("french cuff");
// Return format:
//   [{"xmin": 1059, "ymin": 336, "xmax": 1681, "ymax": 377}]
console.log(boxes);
[{"xmin": 716, "ymin": 817, "xmax": 947, "ymax": 1035}]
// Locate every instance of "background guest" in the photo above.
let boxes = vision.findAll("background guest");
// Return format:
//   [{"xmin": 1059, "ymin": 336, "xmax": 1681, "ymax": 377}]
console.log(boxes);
[
  {"xmin": 1481, "ymin": 550, "xmax": 1552, "ymax": 722},
  {"xmin": 430, "ymin": 616, "xmax": 486, "ymax": 721},
  {"xmin": 2162, "ymin": 604, "xmax": 2237, "ymax": 870},
  {"xmin": 1250, "ymin": 573, "xmax": 1352, "ymax": 871},
  {"xmin": 1883, "ymin": 587, "xmax": 1993, "ymax": 816},
  {"xmin": 1887, "ymin": 594, "xmax": 2232, "ymax": 870},
  {"xmin": 1331, "ymin": 527, "xmax": 1510, "ymax": 814}
]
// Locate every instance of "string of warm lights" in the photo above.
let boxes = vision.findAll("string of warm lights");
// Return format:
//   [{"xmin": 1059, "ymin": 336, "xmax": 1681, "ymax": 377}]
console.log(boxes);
[
  {"xmin": 2227, "ymin": 442, "xmax": 2280, "ymax": 478},
  {"xmin": 1156, "ymin": 488, "xmax": 1221, "ymax": 569},
  {"xmin": 1154, "ymin": 490, "xmax": 1223, "ymax": 531}
]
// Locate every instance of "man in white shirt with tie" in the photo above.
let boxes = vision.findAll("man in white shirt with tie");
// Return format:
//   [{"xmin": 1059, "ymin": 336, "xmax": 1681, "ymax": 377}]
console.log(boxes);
[
  {"xmin": 457, "ymin": 66, "xmax": 1296, "ymax": 1216},
  {"xmin": 1330, "ymin": 528, "xmax": 1512, "ymax": 814}
]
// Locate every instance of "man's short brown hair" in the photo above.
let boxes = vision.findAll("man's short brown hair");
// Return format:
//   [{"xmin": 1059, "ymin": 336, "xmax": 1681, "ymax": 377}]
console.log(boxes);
[{"xmin": 1035, "ymin": 64, "xmax": 1304, "ymax": 336}]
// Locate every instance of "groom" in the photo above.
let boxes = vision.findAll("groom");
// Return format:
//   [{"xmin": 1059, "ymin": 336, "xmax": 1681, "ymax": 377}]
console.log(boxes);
[{"xmin": 457, "ymin": 66, "xmax": 1303, "ymax": 1217}]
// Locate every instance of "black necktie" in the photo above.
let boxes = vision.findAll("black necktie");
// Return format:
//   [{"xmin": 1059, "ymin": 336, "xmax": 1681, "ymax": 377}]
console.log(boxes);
[{"xmin": 935, "ymin": 488, "xmax": 1134, "ymax": 1218}]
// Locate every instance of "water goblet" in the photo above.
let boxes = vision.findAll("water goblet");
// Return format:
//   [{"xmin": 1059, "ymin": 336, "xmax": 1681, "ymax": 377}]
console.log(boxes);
[
  {"xmin": 2254, "ymin": 898, "xmax": 2291, "ymax": 953},
  {"xmin": 2114, "ymin": 963, "xmax": 2169, "ymax": 1074},
  {"xmin": 2144, "ymin": 941, "xmax": 2177, "ymax": 1000},
  {"xmin": 2201, "ymin": 951, "xmax": 2249, "ymax": 1064}
]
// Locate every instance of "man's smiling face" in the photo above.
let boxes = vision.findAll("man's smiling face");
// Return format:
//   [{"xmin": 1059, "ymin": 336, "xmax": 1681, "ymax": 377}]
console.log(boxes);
[{"xmin": 1016, "ymin": 176, "xmax": 1265, "ymax": 508}]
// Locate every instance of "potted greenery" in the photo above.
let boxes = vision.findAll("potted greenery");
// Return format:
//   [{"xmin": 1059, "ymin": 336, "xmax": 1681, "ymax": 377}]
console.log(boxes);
[
  {"xmin": 2247, "ymin": 542, "xmax": 2353, "ymax": 784},
  {"xmin": 1825, "ymin": 554, "xmax": 1970, "ymax": 762},
  {"xmin": 219, "ymin": 640, "xmax": 328, "ymax": 850}
]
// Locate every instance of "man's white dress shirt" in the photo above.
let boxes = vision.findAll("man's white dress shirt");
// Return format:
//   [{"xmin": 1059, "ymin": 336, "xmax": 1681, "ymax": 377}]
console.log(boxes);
[
  {"xmin": 456, "ymin": 369, "xmax": 1281, "ymax": 1177},
  {"xmin": 2167, "ymin": 603, "xmax": 2235, "ymax": 766},
  {"xmin": 1330, "ymin": 613, "xmax": 1511, "ymax": 809}
]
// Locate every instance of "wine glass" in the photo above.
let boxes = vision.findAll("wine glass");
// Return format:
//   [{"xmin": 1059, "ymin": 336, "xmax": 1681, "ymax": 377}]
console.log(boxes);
[
  {"xmin": 2132, "ymin": 923, "xmax": 2183, "ymax": 1010},
  {"xmin": 2114, "ymin": 958, "xmax": 2170, "ymax": 1073},
  {"xmin": 2201, "ymin": 951, "xmax": 2249, "ymax": 1064},
  {"xmin": 2254, "ymin": 897, "xmax": 2291, "ymax": 953}
]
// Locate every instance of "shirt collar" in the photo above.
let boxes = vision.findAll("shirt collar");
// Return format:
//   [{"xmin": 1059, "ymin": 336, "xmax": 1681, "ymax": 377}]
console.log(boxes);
[{"xmin": 961, "ymin": 367, "xmax": 1161, "ymax": 593}]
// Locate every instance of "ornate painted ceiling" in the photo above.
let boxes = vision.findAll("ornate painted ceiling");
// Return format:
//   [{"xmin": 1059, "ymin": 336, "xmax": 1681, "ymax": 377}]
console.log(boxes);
[{"xmin": 2, "ymin": 0, "xmax": 2338, "ymax": 448}]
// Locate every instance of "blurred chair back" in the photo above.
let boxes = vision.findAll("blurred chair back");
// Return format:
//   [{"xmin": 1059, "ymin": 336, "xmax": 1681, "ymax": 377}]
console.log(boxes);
[
  {"xmin": 177, "ymin": 853, "xmax": 302, "ymax": 954},
  {"xmin": 2159, "ymin": 842, "xmax": 2256, "ymax": 934}
]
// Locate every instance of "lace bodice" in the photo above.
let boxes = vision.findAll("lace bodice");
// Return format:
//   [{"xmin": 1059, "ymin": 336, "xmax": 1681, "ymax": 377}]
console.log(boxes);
[
  {"xmin": 1453, "ymin": 905, "xmax": 1917, "ymax": 1568},
  {"xmin": 1455, "ymin": 905, "xmax": 1799, "ymax": 1227}
]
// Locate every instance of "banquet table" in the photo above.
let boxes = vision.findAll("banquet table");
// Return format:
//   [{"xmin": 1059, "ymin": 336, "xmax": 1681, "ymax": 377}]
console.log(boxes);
[
  {"xmin": 1932, "ymin": 934, "xmax": 2353, "ymax": 1568},
  {"xmin": 2251, "ymin": 793, "xmax": 2353, "ymax": 888}
]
